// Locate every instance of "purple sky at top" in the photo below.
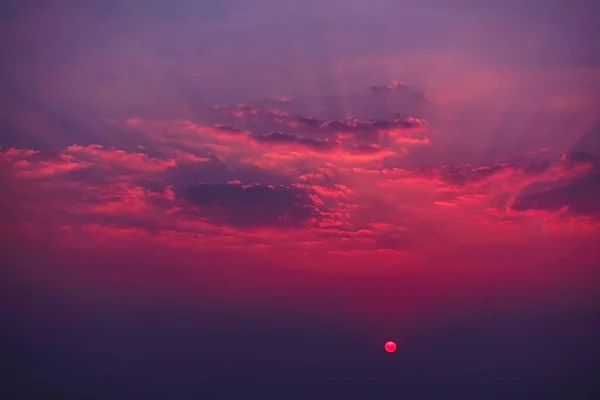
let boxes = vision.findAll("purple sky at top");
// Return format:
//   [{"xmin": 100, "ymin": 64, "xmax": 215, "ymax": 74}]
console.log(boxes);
[{"xmin": 2, "ymin": 0, "xmax": 599, "ymax": 170}]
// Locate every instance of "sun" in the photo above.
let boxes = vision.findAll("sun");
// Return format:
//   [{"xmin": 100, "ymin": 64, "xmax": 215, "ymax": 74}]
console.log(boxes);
[{"xmin": 384, "ymin": 340, "xmax": 397, "ymax": 353}]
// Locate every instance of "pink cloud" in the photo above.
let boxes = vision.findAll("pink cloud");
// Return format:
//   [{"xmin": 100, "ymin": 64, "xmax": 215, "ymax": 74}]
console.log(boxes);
[
  {"xmin": 3, "ymin": 84, "xmax": 599, "ymax": 272},
  {"xmin": 65, "ymin": 144, "xmax": 177, "ymax": 172},
  {"xmin": 1, "ymin": 148, "xmax": 86, "ymax": 179}
]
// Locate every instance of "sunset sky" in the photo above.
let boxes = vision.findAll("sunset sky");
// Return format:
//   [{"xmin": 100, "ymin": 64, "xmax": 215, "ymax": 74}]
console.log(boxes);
[{"xmin": 2, "ymin": 1, "xmax": 599, "ymax": 398}]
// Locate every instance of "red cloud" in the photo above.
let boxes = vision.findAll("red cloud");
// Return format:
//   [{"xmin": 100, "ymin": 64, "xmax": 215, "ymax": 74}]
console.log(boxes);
[
  {"xmin": 4, "ymin": 95, "xmax": 599, "ymax": 267},
  {"xmin": 1, "ymin": 148, "xmax": 85, "ymax": 179},
  {"xmin": 65, "ymin": 144, "xmax": 177, "ymax": 172},
  {"xmin": 4, "ymin": 139, "xmax": 599, "ymax": 276}
]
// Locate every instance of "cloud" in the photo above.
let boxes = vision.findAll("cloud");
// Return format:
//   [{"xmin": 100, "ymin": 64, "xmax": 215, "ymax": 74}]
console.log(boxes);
[
  {"xmin": 412, "ymin": 155, "xmax": 594, "ymax": 189},
  {"xmin": 248, "ymin": 132, "xmax": 395, "ymax": 160},
  {"xmin": 210, "ymin": 100, "xmax": 430, "ymax": 146},
  {"xmin": 211, "ymin": 124, "xmax": 249, "ymax": 136},
  {"xmin": 65, "ymin": 144, "xmax": 177, "ymax": 172},
  {"xmin": 251, "ymin": 132, "xmax": 339, "ymax": 152},
  {"xmin": 512, "ymin": 172, "xmax": 600, "ymax": 216},
  {"xmin": 369, "ymin": 82, "xmax": 403, "ymax": 93},
  {"xmin": 317, "ymin": 116, "xmax": 427, "ymax": 136},
  {"xmin": 346, "ymin": 144, "xmax": 390, "ymax": 155},
  {"xmin": 126, "ymin": 117, "xmax": 405, "ymax": 176},
  {"xmin": 0, "ymin": 147, "xmax": 85, "ymax": 179},
  {"xmin": 369, "ymin": 80, "xmax": 429, "ymax": 102},
  {"xmin": 275, "ymin": 96, "xmax": 292, "ymax": 104},
  {"xmin": 296, "ymin": 116, "xmax": 322, "ymax": 127},
  {"xmin": 179, "ymin": 182, "xmax": 323, "ymax": 229},
  {"xmin": 427, "ymin": 163, "xmax": 510, "ymax": 186},
  {"xmin": 7, "ymin": 137, "xmax": 589, "ymax": 245},
  {"xmin": 213, "ymin": 104, "xmax": 289, "ymax": 119},
  {"xmin": 569, "ymin": 120, "xmax": 600, "ymax": 155},
  {"xmin": 2, "ymin": 75, "xmax": 599, "ymax": 259}
]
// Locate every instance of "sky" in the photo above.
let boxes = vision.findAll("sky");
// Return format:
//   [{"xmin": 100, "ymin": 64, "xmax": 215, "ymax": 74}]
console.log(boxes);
[{"xmin": 1, "ymin": 0, "xmax": 599, "ymax": 398}]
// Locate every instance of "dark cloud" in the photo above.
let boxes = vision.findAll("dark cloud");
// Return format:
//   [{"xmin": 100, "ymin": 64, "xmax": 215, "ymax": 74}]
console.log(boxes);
[
  {"xmin": 319, "ymin": 119, "xmax": 380, "ymax": 133},
  {"xmin": 296, "ymin": 116, "xmax": 322, "ymax": 127},
  {"xmin": 374, "ymin": 233, "xmax": 409, "ymax": 251},
  {"xmin": 565, "ymin": 151, "xmax": 599, "ymax": 167},
  {"xmin": 346, "ymin": 144, "xmax": 389, "ymax": 155},
  {"xmin": 319, "ymin": 120, "xmax": 358, "ymax": 132},
  {"xmin": 570, "ymin": 120, "xmax": 600, "ymax": 156},
  {"xmin": 212, "ymin": 124, "xmax": 248, "ymax": 135},
  {"xmin": 180, "ymin": 183, "xmax": 322, "ymax": 229},
  {"xmin": 427, "ymin": 164, "xmax": 507, "ymax": 186},
  {"xmin": 369, "ymin": 80, "xmax": 429, "ymax": 102},
  {"xmin": 369, "ymin": 85, "xmax": 394, "ymax": 93},
  {"xmin": 247, "ymin": 131, "xmax": 398, "ymax": 158},
  {"xmin": 252, "ymin": 132, "xmax": 338, "ymax": 151},
  {"xmin": 164, "ymin": 153, "xmax": 292, "ymax": 188},
  {"xmin": 207, "ymin": 97, "xmax": 428, "ymax": 148},
  {"xmin": 424, "ymin": 154, "xmax": 593, "ymax": 187},
  {"xmin": 522, "ymin": 159, "xmax": 551, "ymax": 175},
  {"xmin": 369, "ymin": 80, "xmax": 404, "ymax": 93},
  {"xmin": 512, "ymin": 172, "xmax": 600, "ymax": 216},
  {"xmin": 295, "ymin": 116, "xmax": 426, "ymax": 138}
]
